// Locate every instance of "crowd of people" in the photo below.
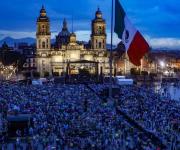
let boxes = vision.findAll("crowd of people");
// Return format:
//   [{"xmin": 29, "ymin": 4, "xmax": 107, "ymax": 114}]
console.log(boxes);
[
  {"xmin": 89, "ymin": 83, "xmax": 180, "ymax": 149},
  {"xmin": 0, "ymin": 80, "xmax": 179, "ymax": 149}
]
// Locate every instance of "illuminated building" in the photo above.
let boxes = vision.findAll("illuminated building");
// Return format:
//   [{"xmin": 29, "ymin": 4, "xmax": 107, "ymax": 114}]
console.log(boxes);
[{"xmin": 35, "ymin": 6, "xmax": 110, "ymax": 77}]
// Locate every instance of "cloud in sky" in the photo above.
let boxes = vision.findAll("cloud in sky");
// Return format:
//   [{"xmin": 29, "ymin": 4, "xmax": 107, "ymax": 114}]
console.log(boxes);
[
  {"xmin": 147, "ymin": 37, "xmax": 180, "ymax": 49},
  {"xmin": 0, "ymin": 0, "xmax": 180, "ymax": 48}
]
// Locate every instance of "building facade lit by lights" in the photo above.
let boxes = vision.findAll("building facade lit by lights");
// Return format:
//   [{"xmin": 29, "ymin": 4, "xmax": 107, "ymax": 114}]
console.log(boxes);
[{"xmin": 35, "ymin": 6, "xmax": 110, "ymax": 76}]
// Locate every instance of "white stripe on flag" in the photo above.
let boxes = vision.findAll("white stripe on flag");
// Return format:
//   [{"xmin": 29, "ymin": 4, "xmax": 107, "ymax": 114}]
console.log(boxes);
[{"xmin": 122, "ymin": 16, "xmax": 137, "ymax": 51}]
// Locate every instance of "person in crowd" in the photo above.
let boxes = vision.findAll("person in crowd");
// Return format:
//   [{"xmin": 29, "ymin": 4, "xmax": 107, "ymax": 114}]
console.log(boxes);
[{"xmin": 0, "ymin": 81, "xmax": 179, "ymax": 149}]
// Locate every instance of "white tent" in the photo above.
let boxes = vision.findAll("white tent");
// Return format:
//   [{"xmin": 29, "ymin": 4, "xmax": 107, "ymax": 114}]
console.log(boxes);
[
  {"xmin": 32, "ymin": 79, "xmax": 43, "ymax": 85},
  {"xmin": 116, "ymin": 78, "xmax": 134, "ymax": 85}
]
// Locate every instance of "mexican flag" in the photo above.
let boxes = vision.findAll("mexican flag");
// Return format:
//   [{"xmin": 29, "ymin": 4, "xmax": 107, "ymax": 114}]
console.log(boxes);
[{"xmin": 114, "ymin": 0, "xmax": 149, "ymax": 66}]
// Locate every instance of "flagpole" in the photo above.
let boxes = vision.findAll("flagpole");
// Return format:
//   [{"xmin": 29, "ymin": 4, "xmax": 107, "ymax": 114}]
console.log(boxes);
[
  {"xmin": 124, "ymin": 52, "xmax": 126, "ymax": 75},
  {"xmin": 109, "ymin": 0, "xmax": 114, "ymax": 99},
  {"xmin": 126, "ymin": 51, "xmax": 129, "ymax": 75}
]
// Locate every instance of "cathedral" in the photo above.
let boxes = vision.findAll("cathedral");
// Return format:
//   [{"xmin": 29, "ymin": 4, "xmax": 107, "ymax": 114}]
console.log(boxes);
[{"xmin": 36, "ymin": 6, "xmax": 110, "ymax": 77}]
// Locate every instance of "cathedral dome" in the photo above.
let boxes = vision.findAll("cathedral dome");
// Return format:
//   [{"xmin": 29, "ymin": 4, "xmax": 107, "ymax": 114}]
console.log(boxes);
[
  {"xmin": 58, "ymin": 19, "xmax": 70, "ymax": 37},
  {"xmin": 58, "ymin": 30, "xmax": 70, "ymax": 37},
  {"xmin": 69, "ymin": 32, "xmax": 76, "ymax": 43},
  {"xmin": 70, "ymin": 32, "xmax": 76, "ymax": 37}
]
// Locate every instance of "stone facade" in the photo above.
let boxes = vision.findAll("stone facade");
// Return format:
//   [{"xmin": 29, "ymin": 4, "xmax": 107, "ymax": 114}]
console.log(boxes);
[{"xmin": 36, "ymin": 6, "xmax": 110, "ymax": 77}]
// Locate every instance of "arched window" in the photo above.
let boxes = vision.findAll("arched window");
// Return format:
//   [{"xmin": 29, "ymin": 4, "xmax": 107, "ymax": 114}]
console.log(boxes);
[
  {"xmin": 99, "ymin": 26, "xmax": 102, "ymax": 34},
  {"xmin": 42, "ymin": 41, "xmax": 46, "ymax": 49},
  {"xmin": 42, "ymin": 25, "xmax": 45, "ymax": 33},
  {"xmin": 102, "ymin": 27, "xmax": 105, "ymax": 34},
  {"xmin": 46, "ymin": 39, "xmax": 49, "ymax": 48},
  {"xmin": 39, "ymin": 39, "xmax": 41, "ymax": 49},
  {"xmin": 99, "ymin": 42, "xmax": 102, "ymax": 49}
]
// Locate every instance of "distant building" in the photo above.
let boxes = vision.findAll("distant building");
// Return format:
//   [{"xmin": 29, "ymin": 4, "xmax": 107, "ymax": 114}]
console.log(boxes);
[
  {"xmin": 13, "ymin": 42, "xmax": 36, "ymax": 72},
  {"xmin": 148, "ymin": 50, "xmax": 180, "ymax": 73},
  {"xmin": 0, "ymin": 42, "xmax": 24, "ymax": 70},
  {"xmin": 35, "ymin": 6, "xmax": 110, "ymax": 77},
  {"xmin": 113, "ymin": 42, "xmax": 150, "ymax": 75},
  {"xmin": 21, "ymin": 6, "xmax": 180, "ymax": 77}
]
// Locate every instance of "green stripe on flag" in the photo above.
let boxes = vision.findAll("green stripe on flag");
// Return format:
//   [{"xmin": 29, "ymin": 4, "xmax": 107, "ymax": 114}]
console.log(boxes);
[{"xmin": 114, "ymin": 0, "xmax": 126, "ymax": 39}]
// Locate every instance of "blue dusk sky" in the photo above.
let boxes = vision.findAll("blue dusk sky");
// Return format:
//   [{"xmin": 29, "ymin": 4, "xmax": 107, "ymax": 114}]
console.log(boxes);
[{"xmin": 0, "ymin": 0, "xmax": 180, "ymax": 48}]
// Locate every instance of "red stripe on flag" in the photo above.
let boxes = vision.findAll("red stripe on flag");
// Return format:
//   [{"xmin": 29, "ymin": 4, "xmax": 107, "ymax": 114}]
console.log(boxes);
[{"xmin": 127, "ymin": 31, "xmax": 149, "ymax": 66}]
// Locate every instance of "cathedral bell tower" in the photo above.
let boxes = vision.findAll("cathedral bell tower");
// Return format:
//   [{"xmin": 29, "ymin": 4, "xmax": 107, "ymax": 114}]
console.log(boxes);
[
  {"xmin": 91, "ymin": 8, "xmax": 106, "ymax": 50},
  {"xmin": 36, "ymin": 5, "xmax": 51, "ymax": 50},
  {"xmin": 36, "ymin": 6, "xmax": 52, "ymax": 77}
]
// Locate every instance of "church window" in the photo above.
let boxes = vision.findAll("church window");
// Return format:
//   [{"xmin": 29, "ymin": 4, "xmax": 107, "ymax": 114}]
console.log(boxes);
[
  {"xmin": 99, "ymin": 42, "xmax": 102, "ymax": 49},
  {"xmin": 98, "ymin": 26, "xmax": 102, "ymax": 34},
  {"xmin": 46, "ymin": 39, "xmax": 49, "ymax": 48},
  {"xmin": 102, "ymin": 27, "xmax": 105, "ymax": 33},
  {"xmin": 42, "ymin": 41, "xmax": 46, "ymax": 49},
  {"xmin": 42, "ymin": 25, "xmax": 45, "ymax": 33},
  {"xmin": 39, "ymin": 39, "xmax": 41, "ymax": 48}
]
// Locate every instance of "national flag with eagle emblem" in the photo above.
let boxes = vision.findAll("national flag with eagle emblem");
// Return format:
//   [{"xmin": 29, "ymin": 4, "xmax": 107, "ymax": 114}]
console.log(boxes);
[{"xmin": 114, "ymin": 0, "xmax": 149, "ymax": 66}]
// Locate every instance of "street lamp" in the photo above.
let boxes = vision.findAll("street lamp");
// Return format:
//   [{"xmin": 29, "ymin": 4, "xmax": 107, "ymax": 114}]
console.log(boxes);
[
  {"xmin": 159, "ymin": 60, "xmax": 166, "ymax": 84},
  {"xmin": 159, "ymin": 61, "xmax": 165, "ymax": 69}
]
